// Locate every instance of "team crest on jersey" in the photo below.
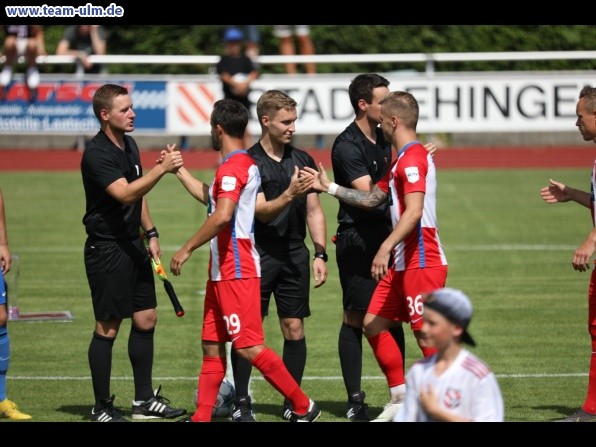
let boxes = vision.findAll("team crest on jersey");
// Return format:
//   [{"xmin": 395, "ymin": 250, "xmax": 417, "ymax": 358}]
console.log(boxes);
[
  {"xmin": 405, "ymin": 166, "xmax": 419, "ymax": 183},
  {"xmin": 443, "ymin": 387, "xmax": 462, "ymax": 409},
  {"xmin": 221, "ymin": 176, "xmax": 237, "ymax": 191}
]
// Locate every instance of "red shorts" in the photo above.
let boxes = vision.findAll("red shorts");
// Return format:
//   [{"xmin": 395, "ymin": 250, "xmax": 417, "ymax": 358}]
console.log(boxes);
[
  {"xmin": 201, "ymin": 278, "xmax": 264, "ymax": 349},
  {"xmin": 367, "ymin": 266, "xmax": 448, "ymax": 331}
]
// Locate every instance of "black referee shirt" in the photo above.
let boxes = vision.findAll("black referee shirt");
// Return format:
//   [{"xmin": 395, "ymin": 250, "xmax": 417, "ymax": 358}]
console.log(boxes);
[
  {"xmin": 248, "ymin": 142, "xmax": 318, "ymax": 243},
  {"xmin": 81, "ymin": 130, "xmax": 143, "ymax": 240},
  {"xmin": 331, "ymin": 121, "xmax": 391, "ymax": 227}
]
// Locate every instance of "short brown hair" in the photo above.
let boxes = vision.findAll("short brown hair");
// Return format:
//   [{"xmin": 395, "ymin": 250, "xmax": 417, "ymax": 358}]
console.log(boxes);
[
  {"xmin": 256, "ymin": 90, "xmax": 297, "ymax": 125},
  {"xmin": 92, "ymin": 83, "xmax": 128, "ymax": 121},
  {"xmin": 579, "ymin": 85, "xmax": 596, "ymax": 114},
  {"xmin": 380, "ymin": 91, "xmax": 419, "ymax": 130}
]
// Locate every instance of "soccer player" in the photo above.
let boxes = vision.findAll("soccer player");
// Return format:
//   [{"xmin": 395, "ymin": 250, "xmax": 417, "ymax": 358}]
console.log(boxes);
[
  {"xmin": 540, "ymin": 84, "xmax": 596, "ymax": 422},
  {"xmin": 0, "ymin": 187, "xmax": 31, "ymax": 420},
  {"xmin": 81, "ymin": 83, "xmax": 186, "ymax": 422},
  {"xmin": 394, "ymin": 287, "xmax": 504, "ymax": 422},
  {"xmin": 169, "ymin": 98, "xmax": 321, "ymax": 422},
  {"xmin": 304, "ymin": 91, "xmax": 448, "ymax": 422}
]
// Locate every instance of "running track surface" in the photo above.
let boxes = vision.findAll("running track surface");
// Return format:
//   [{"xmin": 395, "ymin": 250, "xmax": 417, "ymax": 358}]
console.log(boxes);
[{"xmin": 0, "ymin": 146, "xmax": 595, "ymax": 171}]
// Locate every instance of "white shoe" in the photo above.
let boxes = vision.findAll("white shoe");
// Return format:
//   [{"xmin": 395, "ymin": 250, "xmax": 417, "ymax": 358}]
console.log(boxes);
[
  {"xmin": 26, "ymin": 67, "xmax": 40, "ymax": 89},
  {"xmin": 371, "ymin": 401, "xmax": 403, "ymax": 422},
  {"xmin": 0, "ymin": 67, "xmax": 12, "ymax": 87}
]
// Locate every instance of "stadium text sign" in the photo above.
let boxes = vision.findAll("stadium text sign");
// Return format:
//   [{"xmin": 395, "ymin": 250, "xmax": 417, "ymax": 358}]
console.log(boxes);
[{"xmin": 0, "ymin": 73, "xmax": 591, "ymax": 135}]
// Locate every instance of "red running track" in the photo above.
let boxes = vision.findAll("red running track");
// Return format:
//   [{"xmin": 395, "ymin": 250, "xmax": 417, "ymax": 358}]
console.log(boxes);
[{"xmin": 0, "ymin": 146, "xmax": 595, "ymax": 171}]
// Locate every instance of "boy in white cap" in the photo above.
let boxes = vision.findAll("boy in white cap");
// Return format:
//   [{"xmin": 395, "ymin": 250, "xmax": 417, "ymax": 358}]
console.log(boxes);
[{"xmin": 394, "ymin": 287, "xmax": 504, "ymax": 422}]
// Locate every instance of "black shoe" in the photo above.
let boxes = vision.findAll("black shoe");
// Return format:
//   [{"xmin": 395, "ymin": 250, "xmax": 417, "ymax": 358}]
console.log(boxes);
[
  {"xmin": 131, "ymin": 385, "xmax": 187, "ymax": 419},
  {"xmin": 290, "ymin": 399, "xmax": 321, "ymax": 422},
  {"xmin": 91, "ymin": 395, "xmax": 128, "ymax": 422},
  {"xmin": 282, "ymin": 400, "xmax": 293, "ymax": 421},
  {"xmin": 557, "ymin": 408, "xmax": 596, "ymax": 422},
  {"xmin": 346, "ymin": 391, "xmax": 370, "ymax": 421},
  {"xmin": 231, "ymin": 395, "xmax": 256, "ymax": 422}
]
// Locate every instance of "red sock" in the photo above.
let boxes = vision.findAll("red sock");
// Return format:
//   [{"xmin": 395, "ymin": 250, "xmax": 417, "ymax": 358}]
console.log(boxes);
[
  {"xmin": 584, "ymin": 350, "xmax": 596, "ymax": 414},
  {"xmin": 584, "ymin": 289, "xmax": 596, "ymax": 414},
  {"xmin": 367, "ymin": 331, "xmax": 405, "ymax": 387},
  {"xmin": 252, "ymin": 347, "xmax": 309, "ymax": 414},
  {"xmin": 191, "ymin": 355, "xmax": 225, "ymax": 422}
]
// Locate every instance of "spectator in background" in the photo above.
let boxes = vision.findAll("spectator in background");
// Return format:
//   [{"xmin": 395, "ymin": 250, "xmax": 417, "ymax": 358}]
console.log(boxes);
[
  {"xmin": 0, "ymin": 25, "xmax": 45, "ymax": 102},
  {"xmin": 239, "ymin": 26, "xmax": 260, "ymax": 62},
  {"xmin": 56, "ymin": 25, "xmax": 108, "ymax": 151},
  {"xmin": 216, "ymin": 27, "xmax": 259, "ymax": 149},
  {"xmin": 273, "ymin": 26, "xmax": 316, "ymax": 75},
  {"xmin": 56, "ymin": 25, "xmax": 108, "ymax": 76}
]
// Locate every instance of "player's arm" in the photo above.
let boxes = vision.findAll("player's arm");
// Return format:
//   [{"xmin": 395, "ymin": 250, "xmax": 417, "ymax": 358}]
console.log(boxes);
[
  {"xmin": 306, "ymin": 191, "xmax": 327, "ymax": 288},
  {"xmin": 155, "ymin": 143, "xmax": 209, "ymax": 204},
  {"xmin": 301, "ymin": 164, "xmax": 388, "ymax": 210},
  {"xmin": 105, "ymin": 149, "xmax": 183, "ymax": 206},
  {"xmin": 572, "ymin": 227, "xmax": 596, "ymax": 272},
  {"xmin": 371, "ymin": 192, "xmax": 424, "ymax": 282},
  {"xmin": 170, "ymin": 197, "xmax": 235, "ymax": 276},
  {"xmin": 175, "ymin": 166, "xmax": 209, "ymax": 205},
  {"xmin": 540, "ymin": 178, "xmax": 591, "ymax": 208},
  {"xmin": 255, "ymin": 166, "xmax": 313, "ymax": 223}
]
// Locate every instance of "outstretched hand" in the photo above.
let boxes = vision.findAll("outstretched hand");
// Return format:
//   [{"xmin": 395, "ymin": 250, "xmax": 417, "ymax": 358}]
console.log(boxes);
[
  {"xmin": 540, "ymin": 178, "xmax": 569, "ymax": 203},
  {"xmin": 301, "ymin": 163, "xmax": 331, "ymax": 192},
  {"xmin": 155, "ymin": 143, "xmax": 182, "ymax": 173},
  {"xmin": 287, "ymin": 166, "xmax": 314, "ymax": 199}
]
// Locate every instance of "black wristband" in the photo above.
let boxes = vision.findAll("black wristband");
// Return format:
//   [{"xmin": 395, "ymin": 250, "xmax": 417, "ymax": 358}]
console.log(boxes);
[
  {"xmin": 145, "ymin": 227, "xmax": 159, "ymax": 239},
  {"xmin": 313, "ymin": 251, "xmax": 328, "ymax": 262}
]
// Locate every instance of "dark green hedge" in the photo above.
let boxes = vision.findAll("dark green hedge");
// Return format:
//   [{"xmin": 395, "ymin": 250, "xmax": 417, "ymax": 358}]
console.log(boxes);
[{"xmin": 38, "ymin": 25, "xmax": 596, "ymax": 75}]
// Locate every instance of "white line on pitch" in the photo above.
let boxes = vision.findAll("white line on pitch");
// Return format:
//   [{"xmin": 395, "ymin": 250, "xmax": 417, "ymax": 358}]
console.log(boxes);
[{"xmin": 7, "ymin": 372, "xmax": 588, "ymax": 381}]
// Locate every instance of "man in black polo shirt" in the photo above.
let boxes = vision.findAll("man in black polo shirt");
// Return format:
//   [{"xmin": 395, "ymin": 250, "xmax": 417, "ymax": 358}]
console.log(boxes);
[
  {"xmin": 81, "ymin": 83, "xmax": 186, "ymax": 422},
  {"xmin": 231, "ymin": 89, "xmax": 328, "ymax": 421},
  {"xmin": 331, "ymin": 74, "xmax": 436, "ymax": 421}
]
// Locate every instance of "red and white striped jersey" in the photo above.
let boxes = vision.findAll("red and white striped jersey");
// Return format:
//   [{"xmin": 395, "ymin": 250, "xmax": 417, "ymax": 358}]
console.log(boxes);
[
  {"xmin": 208, "ymin": 150, "xmax": 261, "ymax": 281},
  {"xmin": 590, "ymin": 160, "xmax": 596, "ymax": 225},
  {"xmin": 377, "ymin": 141, "xmax": 447, "ymax": 272}
]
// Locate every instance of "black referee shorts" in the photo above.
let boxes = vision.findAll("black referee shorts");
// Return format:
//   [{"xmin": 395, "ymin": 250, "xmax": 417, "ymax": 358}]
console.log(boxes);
[
  {"xmin": 335, "ymin": 223, "xmax": 392, "ymax": 311},
  {"xmin": 257, "ymin": 241, "xmax": 311, "ymax": 319},
  {"xmin": 84, "ymin": 237, "xmax": 156, "ymax": 321}
]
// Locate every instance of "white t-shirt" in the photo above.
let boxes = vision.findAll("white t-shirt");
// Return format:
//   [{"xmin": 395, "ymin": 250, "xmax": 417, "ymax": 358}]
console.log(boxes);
[{"xmin": 394, "ymin": 348, "xmax": 504, "ymax": 422}]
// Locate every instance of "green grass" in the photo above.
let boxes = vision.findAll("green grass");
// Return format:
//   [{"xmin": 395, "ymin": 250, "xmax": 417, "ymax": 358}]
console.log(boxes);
[{"xmin": 0, "ymin": 167, "xmax": 593, "ymax": 422}]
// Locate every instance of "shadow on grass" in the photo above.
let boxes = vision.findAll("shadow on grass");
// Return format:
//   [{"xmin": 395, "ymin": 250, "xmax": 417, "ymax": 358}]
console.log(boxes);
[{"xmin": 245, "ymin": 400, "xmax": 385, "ymax": 422}]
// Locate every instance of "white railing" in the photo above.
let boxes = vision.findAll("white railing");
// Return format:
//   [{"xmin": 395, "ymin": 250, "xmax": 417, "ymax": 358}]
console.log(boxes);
[{"xmin": 32, "ymin": 50, "xmax": 596, "ymax": 73}]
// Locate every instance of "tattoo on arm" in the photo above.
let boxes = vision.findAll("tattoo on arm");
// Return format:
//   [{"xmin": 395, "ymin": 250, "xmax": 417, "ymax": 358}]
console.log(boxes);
[{"xmin": 336, "ymin": 185, "xmax": 387, "ymax": 209}]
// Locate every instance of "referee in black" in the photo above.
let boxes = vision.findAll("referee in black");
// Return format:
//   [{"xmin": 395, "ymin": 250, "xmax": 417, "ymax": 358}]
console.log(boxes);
[
  {"xmin": 331, "ymin": 74, "xmax": 436, "ymax": 421},
  {"xmin": 230, "ymin": 90, "xmax": 328, "ymax": 421},
  {"xmin": 81, "ymin": 83, "xmax": 186, "ymax": 422}
]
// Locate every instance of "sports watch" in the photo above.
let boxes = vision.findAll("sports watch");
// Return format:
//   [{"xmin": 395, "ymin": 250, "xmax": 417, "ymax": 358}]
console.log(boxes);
[{"xmin": 313, "ymin": 251, "xmax": 328, "ymax": 262}]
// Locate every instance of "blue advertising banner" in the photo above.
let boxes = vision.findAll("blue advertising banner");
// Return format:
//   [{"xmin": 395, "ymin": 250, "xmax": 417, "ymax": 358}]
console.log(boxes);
[{"xmin": 0, "ymin": 80, "xmax": 166, "ymax": 134}]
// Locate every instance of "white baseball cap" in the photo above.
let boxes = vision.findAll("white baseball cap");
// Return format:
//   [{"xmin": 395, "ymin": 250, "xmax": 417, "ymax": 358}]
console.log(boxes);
[{"xmin": 424, "ymin": 287, "xmax": 476, "ymax": 346}]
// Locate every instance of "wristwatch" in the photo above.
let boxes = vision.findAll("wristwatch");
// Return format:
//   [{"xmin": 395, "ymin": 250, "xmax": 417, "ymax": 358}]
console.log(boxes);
[{"xmin": 313, "ymin": 251, "xmax": 328, "ymax": 262}]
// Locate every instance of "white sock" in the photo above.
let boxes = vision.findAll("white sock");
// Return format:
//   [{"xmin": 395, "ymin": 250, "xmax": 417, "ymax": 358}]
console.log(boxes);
[
  {"xmin": 26, "ymin": 67, "xmax": 39, "ymax": 89},
  {"xmin": 389, "ymin": 384, "xmax": 406, "ymax": 403},
  {"xmin": 0, "ymin": 66, "xmax": 12, "ymax": 87}
]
